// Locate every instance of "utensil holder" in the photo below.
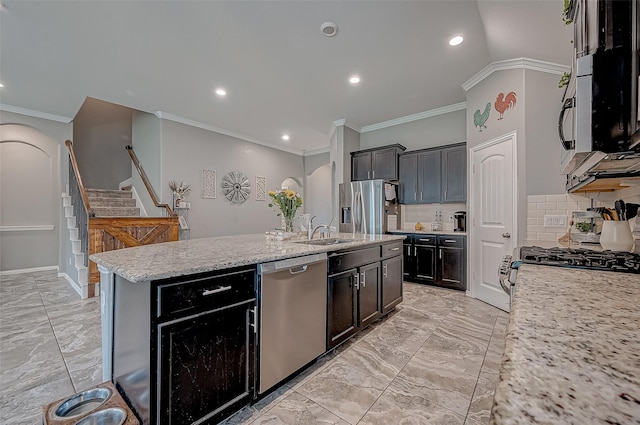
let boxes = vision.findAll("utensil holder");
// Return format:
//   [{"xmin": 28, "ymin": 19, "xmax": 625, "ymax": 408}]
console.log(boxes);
[{"xmin": 599, "ymin": 221, "xmax": 634, "ymax": 251}]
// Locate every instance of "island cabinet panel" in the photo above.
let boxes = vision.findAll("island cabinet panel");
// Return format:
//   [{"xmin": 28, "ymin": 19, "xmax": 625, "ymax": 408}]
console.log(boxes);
[
  {"xmin": 112, "ymin": 266, "xmax": 257, "ymax": 425},
  {"xmin": 158, "ymin": 303, "xmax": 254, "ymax": 425}
]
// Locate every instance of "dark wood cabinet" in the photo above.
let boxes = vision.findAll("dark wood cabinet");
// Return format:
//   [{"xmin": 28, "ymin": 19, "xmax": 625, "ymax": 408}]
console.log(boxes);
[
  {"xmin": 442, "ymin": 145, "xmax": 467, "ymax": 203},
  {"xmin": 403, "ymin": 234, "xmax": 466, "ymax": 291},
  {"xmin": 381, "ymin": 254, "xmax": 403, "ymax": 314},
  {"xmin": 398, "ymin": 143, "xmax": 466, "ymax": 204},
  {"xmin": 158, "ymin": 302, "xmax": 254, "ymax": 424},
  {"xmin": 111, "ymin": 267, "xmax": 257, "ymax": 425},
  {"xmin": 351, "ymin": 144, "xmax": 406, "ymax": 181},
  {"xmin": 327, "ymin": 269, "xmax": 359, "ymax": 349},
  {"xmin": 436, "ymin": 236, "xmax": 465, "ymax": 289},
  {"xmin": 358, "ymin": 262, "xmax": 381, "ymax": 328}
]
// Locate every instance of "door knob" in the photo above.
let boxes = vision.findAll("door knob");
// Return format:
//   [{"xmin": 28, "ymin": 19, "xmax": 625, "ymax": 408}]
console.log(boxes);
[{"xmin": 502, "ymin": 232, "xmax": 511, "ymax": 238}]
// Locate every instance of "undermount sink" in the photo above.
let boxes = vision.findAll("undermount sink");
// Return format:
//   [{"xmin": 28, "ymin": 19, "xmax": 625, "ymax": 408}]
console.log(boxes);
[{"xmin": 295, "ymin": 238, "xmax": 354, "ymax": 246}]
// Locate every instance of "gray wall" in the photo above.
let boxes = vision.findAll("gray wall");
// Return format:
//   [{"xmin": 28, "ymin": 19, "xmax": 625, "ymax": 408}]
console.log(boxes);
[
  {"xmin": 360, "ymin": 109, "xmax": 466, "ymax": 151},
  {"xmin": 304, "ymin": 152, "xmax": 332, "ymax": 226},
  {"xmin": 73, "ymin": 98, "xmax": 133, "ymax": 189},
  {"xmin": 131, "ymin": 111, "xmax": 163, "ymax": 216},
  {"xmin": 523, "ymin": 69, "xmax": 566, "ymax": 195},
  {"xmin": 160, "ymin": 119, "xmax": 305, "ymax": 238},
  {"xmin": 0, "ymin": 111, "xmax": 72, "ymax": 273}
]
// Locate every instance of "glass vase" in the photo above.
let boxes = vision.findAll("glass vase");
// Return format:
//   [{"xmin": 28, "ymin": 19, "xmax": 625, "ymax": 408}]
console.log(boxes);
[{"xmin": 283, "ymin": 215, "xmax": 295, "ymax": 233}]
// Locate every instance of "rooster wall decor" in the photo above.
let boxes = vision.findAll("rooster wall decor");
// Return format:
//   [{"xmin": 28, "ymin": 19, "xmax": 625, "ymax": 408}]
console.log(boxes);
[
  {"xmin": 473, "ymin": 102, "xmax": 491, "ymax": 132},
  {"xmin": 494, "ymin": 91, "xmax": 517, "ymax": 120}
]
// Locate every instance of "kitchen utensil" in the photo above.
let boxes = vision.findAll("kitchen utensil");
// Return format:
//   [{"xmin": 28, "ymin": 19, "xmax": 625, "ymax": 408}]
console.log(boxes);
[
  {"xmin": 619, "ymin": 200, "xmax": 626, "ymax": 220},
  {"xmin": 615, "ymin": 200, "xmax": 623, "ymax": 220},
  {"xmin": 626, "ymin": 203, "xmax": 640, "ymax": 220}
]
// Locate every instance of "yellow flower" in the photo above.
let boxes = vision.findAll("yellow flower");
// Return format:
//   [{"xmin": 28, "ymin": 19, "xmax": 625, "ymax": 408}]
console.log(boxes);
[
  {"xmin": 286, "ymin": 189, "xmax": 296, "ymax": 199},
  {"xmin": 268, "ymin": 191, "xmax": 276, "ymax": 196}
]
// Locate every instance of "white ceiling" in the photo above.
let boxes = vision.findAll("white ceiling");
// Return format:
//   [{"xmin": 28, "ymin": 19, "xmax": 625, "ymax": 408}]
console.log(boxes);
[{"xmin": 0, "ymin": 0, "xmax": 572, "ymax": 154}]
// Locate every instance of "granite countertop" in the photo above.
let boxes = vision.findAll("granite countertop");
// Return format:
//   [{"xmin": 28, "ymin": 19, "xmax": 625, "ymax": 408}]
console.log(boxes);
[
  {"xmin": 390, "ymin": 230, "xmax": 467, "ymax": 236},
  {"xmin": 491, "ymin": 264, "xmax": 640, "ymax": 424},
  {"xmin": 90, "ymin": 232, "xmax": 405, "ymax": 283}
]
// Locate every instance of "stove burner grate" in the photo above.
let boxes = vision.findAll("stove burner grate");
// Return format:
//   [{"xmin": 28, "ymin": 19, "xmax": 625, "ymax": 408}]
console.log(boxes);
[{"xmin": 519, "ymin": 246, "xmax": 640, "ymax": 273}]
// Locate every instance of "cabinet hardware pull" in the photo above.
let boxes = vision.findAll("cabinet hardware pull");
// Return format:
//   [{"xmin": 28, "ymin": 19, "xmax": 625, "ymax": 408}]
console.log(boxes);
[
  {"xmin": 383, "ymin": 264, "xmax": 388, "ymax": 278},
  {"xmin": 418, "ymin": 238, "xmax": 431, "ymax": 242},
  {"xmin": 420, "ymin": 192, "xmax": 423, "ymax": 201},
  {"xmin": 372, "ymin": 170, "xmax": 375, "ymax": 178},
  {"xmin": 361, "ymin": 272, "xmax": 366, "ymax": 288},
  {"xmin": 390, "ymin": 247, "xmax": 400, "ymax": 251},
  {"xmin": 355, "ymin": 273, "xmax": 360, "ymax": 290},
  {"xmin": 414, "ymin": 246, "xmax": 417, "ymax": 256},
  {"xmin": 444, "ymin": 239, "xmax": 456, "ymax": 243},
  {"xmin": 368, "ymin": 171, "xmax": 370, "ymax": 179},
  {"xmin": 249, "ymin": 306, "xmax": 258, "ymax": 334},
  {"xmin": 414, "ymin": 192, "xmax": 417, "ymax": 201},
  {"xmin": 202, "ymin": 286, "xmax": 232, "ymax": 296}
]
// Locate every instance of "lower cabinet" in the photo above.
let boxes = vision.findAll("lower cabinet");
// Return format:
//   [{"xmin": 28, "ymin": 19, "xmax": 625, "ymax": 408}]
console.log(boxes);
[
  {"xmin": 158, "ymin": 303, "xmax": 254, "ymax": 424},
  {"xmin": 112, "ymin": 266, "xmax": 257, "ymax": 425},
  {"xmin": 404, "ymin": 234, "xmax": 466, "ymax": 291},
  {"xmin": 327, "ymin": 242, "xmax": 402, "ymax": 349}
]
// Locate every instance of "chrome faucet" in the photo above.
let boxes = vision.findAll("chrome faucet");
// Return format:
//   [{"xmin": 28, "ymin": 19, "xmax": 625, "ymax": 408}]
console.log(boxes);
[{"xmin": 308, "ymin": 216, "xmax": 334, "ymax": 240}]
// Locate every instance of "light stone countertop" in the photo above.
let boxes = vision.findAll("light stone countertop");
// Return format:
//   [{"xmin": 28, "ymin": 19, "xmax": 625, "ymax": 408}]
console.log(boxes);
[
  {"xmin": 490, "ymin": 264, "xmax": 640, "ymax": 424},
  {"xmin": 90, "ymin": 232, "xmax": 406, "ymax": 283},
  {"xmin": 390, "ymin": 230, "xmax": 467, "ymax": 236}
]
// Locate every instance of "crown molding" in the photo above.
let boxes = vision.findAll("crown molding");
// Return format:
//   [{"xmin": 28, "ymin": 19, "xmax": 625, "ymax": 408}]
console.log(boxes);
[
  {"xmin": 360, "ymin": 102, "xmax": 467, "ymax": 133},
  {"xmin": 155, "ymin": 111, "xmax": 304, "ymax": 156},
  {"xmin": 332, "ymin": 119, "xmax": 361, "ymax": 133},
  {"xmin": 302, "ymin": 147, "xmax": 330, "ymax": 157},
  {"xmin": 462, "ymin": 58, "xmax": 570, "ymax": 92},
  {"xmin": 0, "ymin": 104, "xmax": 72, "ymax": 123}
]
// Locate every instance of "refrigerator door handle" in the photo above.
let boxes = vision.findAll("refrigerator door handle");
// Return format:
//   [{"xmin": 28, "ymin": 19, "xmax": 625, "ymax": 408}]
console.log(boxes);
[
  {"xmin": 360, "ymin": 185, "xmax": 367, "ymax": 235},
  {"xmin": 351, "ymin": 186, "xmax": 356, "ymax": 233}
]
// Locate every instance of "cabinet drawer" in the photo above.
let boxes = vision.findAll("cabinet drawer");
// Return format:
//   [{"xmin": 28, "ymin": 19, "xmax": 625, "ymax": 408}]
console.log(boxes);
[
  {"xmin": 413, "ymin": 235, "xmax": 436, "ymax": 246},
  {"xmin": 156, "ymin": 269, "xmax": 255, "ymax": 319},
  {"xmin": 437, "ymin": 235, "xmax": 465, "ymax": 248},
  {"xmin": 329, "ymin": 247, "xmax": 380, "ymax": 274},
  {"xmin": 381, "ymin": 242, "xmax": 403, "ymax": 258}
]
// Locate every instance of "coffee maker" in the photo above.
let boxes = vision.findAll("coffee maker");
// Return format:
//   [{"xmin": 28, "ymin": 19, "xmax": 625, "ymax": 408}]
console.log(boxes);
[{"xmin": 453, "ymin": 211, "xmax": 466, "ymax": 232}]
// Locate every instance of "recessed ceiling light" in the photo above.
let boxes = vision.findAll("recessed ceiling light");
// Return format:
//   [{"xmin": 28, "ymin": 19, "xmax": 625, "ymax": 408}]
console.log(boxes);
[
  {"xmin": 320, "ymin": 22, "xmax": 338, "ymax": 37},
  {"xmin": 349, "ymin": 75, "xmax": 360, "ymax": 84},
  {"xmin": 215, "ymin": 88, "xmax": 227, "ymax": 96},
  {"xmin": 282, "ymin": 134, "xmax": 290, "ymax": 141},
  {"xmin": 449, "ymin": 36, "xmax": 463, "ymax": 46},
  {"xmin": 0, "ymin": 83, "xmax": 4, "ymax": 88}
]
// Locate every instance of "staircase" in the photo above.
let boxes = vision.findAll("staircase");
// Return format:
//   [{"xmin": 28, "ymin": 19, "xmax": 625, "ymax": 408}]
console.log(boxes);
[{"xmin": 86, "ymin": 188, "xmax": 140, "ymax": 217}]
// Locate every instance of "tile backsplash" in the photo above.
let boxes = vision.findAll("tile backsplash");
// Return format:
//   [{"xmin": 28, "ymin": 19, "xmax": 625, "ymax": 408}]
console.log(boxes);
[
  {"xmin": 401, "ymin": 203, "xmax": 466, "ymax": 232},
  {"xmin": 527, "ymin": 187, "xmax": 640, "ymax": 242}
]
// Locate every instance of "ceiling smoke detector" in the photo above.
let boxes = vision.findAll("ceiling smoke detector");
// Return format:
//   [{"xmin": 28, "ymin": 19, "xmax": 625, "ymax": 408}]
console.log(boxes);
[{"xmin": 320, "ymin": 22, "xmax": 338, "ymax": 37}]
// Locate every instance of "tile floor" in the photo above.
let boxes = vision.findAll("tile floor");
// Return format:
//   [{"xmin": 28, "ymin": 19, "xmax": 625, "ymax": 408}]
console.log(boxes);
[{"xmin": 0, "ymin": 270, "xmax": 508, "ymax": 425}]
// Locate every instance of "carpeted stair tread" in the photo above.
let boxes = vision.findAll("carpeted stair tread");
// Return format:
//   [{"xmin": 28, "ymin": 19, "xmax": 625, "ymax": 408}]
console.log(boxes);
[
  {"xmin": 88, "ymin": 197, "xmax": 137, "ymax": 207},
  {"xmin": 86, "ymin": 188, "xmax": 133, "ymax": 199},
  {"xmin": 92, "ymin": 206, "xmax": 140, "ymax": 217}
]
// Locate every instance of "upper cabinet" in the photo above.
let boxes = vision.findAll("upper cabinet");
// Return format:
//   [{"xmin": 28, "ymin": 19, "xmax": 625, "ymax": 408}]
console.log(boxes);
[
  {"xmin": 399, "ymin": 143, "xmax": 466, "ymax": 204},
  {"xmin": 351, "ymin": 144, "xmax": 406, "ymax": 181}
]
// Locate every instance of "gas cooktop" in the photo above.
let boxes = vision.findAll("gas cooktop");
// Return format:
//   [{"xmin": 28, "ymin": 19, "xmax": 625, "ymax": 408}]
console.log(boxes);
[{"xmin": 519, "ymin": 246, "xmax": 640, "ymax": 274}]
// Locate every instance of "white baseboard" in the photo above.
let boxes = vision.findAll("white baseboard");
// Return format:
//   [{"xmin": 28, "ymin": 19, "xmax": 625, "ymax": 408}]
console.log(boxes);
[
  {"xmin": 59, "ymin": 272, "xmax": 82, "ymax": 297},
  {"xmin": 0, "ymin": 265, "xmax": 58, "ymax": 275},
  {"xmin": 119, "ymin": 178, "xmax": 133, "ymax": 190}
]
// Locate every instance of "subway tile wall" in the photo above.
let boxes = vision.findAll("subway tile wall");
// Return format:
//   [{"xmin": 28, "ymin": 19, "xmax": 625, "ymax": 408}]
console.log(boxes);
[{"xmin": 527, "ymin": 187, "xmax": 640, "ymax": 241}]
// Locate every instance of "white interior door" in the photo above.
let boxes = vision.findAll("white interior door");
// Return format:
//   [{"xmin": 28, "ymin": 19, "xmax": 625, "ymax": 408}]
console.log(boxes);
[{"xmin": 469, "ymin": 132, "xmax": 517, "ymax": 312}]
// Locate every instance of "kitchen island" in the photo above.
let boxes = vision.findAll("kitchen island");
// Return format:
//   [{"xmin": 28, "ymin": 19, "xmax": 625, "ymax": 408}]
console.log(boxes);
[
  {"xmin": 490, "ymin": 264, "xmax": 640, "ymax": 424},
  {"xmin": 91, "ymin": 232, "xmax": 405, "ymax": 424}
]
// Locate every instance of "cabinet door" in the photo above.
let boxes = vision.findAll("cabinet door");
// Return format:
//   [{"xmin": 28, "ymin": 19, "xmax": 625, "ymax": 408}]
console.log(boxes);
[
  {"xmin": 414, "ymin": 244, "xmax": 436, "ymax": 284},
  {"xmin": 382, "ymin": 255, "xmax": 403, "ymax": 314},
  {"xmin": 358, "ymin": 262, "xmax": 381, "ymax": 328},
  {"xmin": 442, "ymin": 145, "xmax": 467, "ymax": 203},
  {"xmin": 158, "ymin": 302, "xmax": 255, "ymax": 425},
  {"xmin": 438, "ymin": 247, "xmax": 465, "ymax": 290},
  {"xmin": 403, "ymin": 242, "xmax": 414, "ymax": 280},
  {"xmin": 398, "ymin": 154, "xmax": 418, "ymax": 204},
  {"xmin": 417, "ymin": 151, "xmax": 442, "ymax": 203},
  {"xmin": 372, "ymin": 147, "xmax": 399, "ymax": 180},
  {"xmin": 327, "ymin": 269, "xmax": 359, "ymax": 349},
  {"xmin": 351, "ymin": 152, "xmax": 372, "ymax": 181}
]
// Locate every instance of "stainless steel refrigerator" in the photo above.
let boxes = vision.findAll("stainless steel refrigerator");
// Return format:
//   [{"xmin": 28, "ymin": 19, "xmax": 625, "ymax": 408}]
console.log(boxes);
[{"xmin": 339, "ymin": 180, "xmax": 401, "ymax": 234}]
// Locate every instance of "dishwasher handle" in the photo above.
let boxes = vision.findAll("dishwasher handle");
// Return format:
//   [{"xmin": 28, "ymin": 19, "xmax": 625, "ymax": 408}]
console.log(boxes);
[{"xmin": 289, "ymin": 265, "xmax": 308, "ymax": 275}]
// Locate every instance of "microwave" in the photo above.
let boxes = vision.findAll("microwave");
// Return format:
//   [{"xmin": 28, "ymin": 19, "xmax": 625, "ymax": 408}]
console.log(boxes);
[{"xmin": 559, "ymin": 0, "xmax": 640, "ymax": 191}]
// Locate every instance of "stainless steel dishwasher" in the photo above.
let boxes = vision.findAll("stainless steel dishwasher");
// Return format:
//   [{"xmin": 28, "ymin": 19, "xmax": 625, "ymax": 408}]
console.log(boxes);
[{"xmin": 258, "ymin": 252, "xmax": 327, "ymax": 394}]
